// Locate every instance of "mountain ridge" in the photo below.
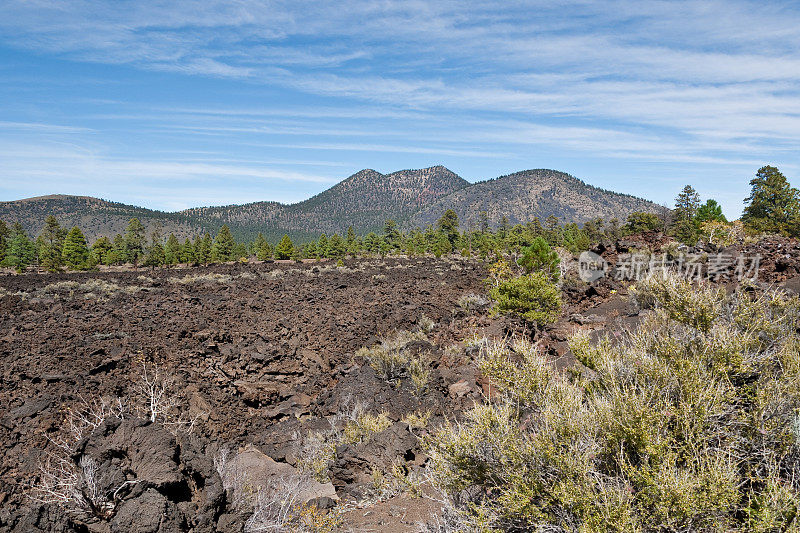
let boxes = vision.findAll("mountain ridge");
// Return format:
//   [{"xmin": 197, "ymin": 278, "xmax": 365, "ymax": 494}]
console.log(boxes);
[
  {"xmin": 0, "ymin": 166, "xmax": 664, "ymax": 241},
  {"xmin": 409, "ymin": 168, "xmax": 661, "ymax": 229}
]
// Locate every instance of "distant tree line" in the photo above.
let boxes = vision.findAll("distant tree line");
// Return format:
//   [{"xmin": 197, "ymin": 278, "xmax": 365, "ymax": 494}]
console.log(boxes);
[{"xmin": 1, "ymin": 166, "xmax": 797, "ymax": 272}]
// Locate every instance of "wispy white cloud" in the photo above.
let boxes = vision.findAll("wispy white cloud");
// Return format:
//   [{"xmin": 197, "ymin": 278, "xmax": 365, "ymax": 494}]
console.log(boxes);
[
  {"xmin": 251, "ymin": 141, "xmax": 512, "ymax": 159},
  {"xmin": 0, "ymin": 121, "xmax": 93, "ymax": 133},
  {"xmin": 0, "ymin": 0, "xmax": 799, "ymax": 217},
  {"xmin": 0, "ymin": 140, "xmax": 339, "ymax": 209}
]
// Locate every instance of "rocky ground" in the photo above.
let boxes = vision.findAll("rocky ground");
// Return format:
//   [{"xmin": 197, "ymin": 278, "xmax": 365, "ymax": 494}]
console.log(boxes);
[
  {"xmin": 0, "ymin": 236, "xmax": 798, "ymax": 532},
  {"xmin": 0, "ymin": 258, "xmax": 496, "ymax": 532}
]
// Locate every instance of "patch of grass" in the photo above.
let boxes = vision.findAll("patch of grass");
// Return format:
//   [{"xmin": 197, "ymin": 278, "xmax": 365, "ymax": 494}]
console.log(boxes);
[
  {"xmin": 408, "ymin": 356, "xmax": 432, "ymax": 396},
  {"xmin": 261, "ymin": 269, "xmax": 285, "ymax": 279},
  {"xmin": 367, "ymin": 459, "xmax": 423, "ymax": 501},
  {"xmin": 456, "ymin": 292, "xmax": 488, "ymax": 312},
  {"xmin": 19, "ymin": 279, "xmax": 145, "ymax": 300},
  {"xmin": 402, "ymin": 410, "xmax": 431, "ymax": 430},
  {"xmin": 355, "ymin": 326, "xmax": 435, "ymax": 395},
  {"xmin": 418, "ymin": 314, "xmax": 436, "ymax": 333},
  {"xmin": 171, "ymin": 273, "xmax": 233, "ymax": 284},
  {"xmin": 343, "ymin": 411, "xmax": 391, "ymax": 445}
]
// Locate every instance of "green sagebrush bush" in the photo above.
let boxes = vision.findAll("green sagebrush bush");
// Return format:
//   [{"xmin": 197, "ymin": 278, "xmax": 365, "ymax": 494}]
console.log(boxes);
[
  {"xmin": 488, "ymin": 271, "xmax": 562, "ymax": 327},
  {"xmin": 425, "ymin": 275, "xmax": 800, "ymax": 532}
]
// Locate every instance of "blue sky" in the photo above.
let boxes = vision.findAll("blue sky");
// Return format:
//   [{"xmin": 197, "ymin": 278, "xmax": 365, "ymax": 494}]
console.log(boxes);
[{"xmin": 1, "ymin": 1, "xmax": 799, "ymax": 217}]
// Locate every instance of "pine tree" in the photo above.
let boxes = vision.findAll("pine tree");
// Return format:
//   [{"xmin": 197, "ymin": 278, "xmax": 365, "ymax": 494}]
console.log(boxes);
[
  {"xmin": 582, "ymin": 218, "xmax": 604, "ymax": 242},
  {"xmin": 582, "ymin": 220, "xmax": 598, "ymax": 241},
  {"xmin": 275, "ymin": 234, "xmax": 294, "ymax": 260},
  {"xmin": 305, "ymin": 241, "xmax": 318, "ymax": 259},
  {"xmin": 674, "ymin": 185, "xmax": 701, "ymax": 221},
  {"xmin": 106, "ymin": 234, "xmax": 126, "ymax": 265},
  {"xmin": 562, "ymin": 223, "xmax": 590, "ymax": 254},
  {"xmin": 349, "ymin": 235, "xmax": 363, "ymax": 257},
  {"xmin": 290, "ymin": 246, "xmax": 302, "ymax": 262},
  {"xmin": 544, "ymin": 215, "xmax": 559, "ymax": 240},
  {"xmin": 672, "ymin": 185, "xmax": 701, "ymax": 244},
  {"xmin": 527, "ymin": 217, "xmax": 544, "ymax": 238},
  {"xmin": 124, "ymin": 218, "xmax": 146, "ymax": 266},
  {"xmin": 479, "ymin": 211, "xmax": 490, "ymax": 234},
  {"xmin": 606, "ymin": 218, "xmax": 622, "ymax": 240},
  {"xmin": 253, "ymin": 233, "xmax": 268, "ymax": 258},
  {"xmin": 410, "ymin": 230, "xmax": 425, "ymax": 256},
  {"xmin": 211, "ymin": 225, "xmax": 235, "ymax": 262},
  {"xmin": 742, "ymin": 166, "xmax": 800, "ymax": 235},
  {"xmin": 62, "ymin": 226, "xmax": 89, "ymax": 270},
  {"xmin": 195, "ymin": 233, "xmax": 212, "ymax": 264},
  {"xmin": 143, "ymin": 228, "xmax": 165, "ymax": 269},
  {"xmin": 364, "ymin": 232, "xmax": 380, "ymax": 254},
  {"xmin": 518, "ymin": 236, "xmax": 560, "ymax": 279},
  {"xmin": 346, "ymin": 226, "xmax": 356, "ymax": 253},
  {"xmin": 0, "ymin": 220, "xmax": 8, "ymax": 264},
  {"xmin": 625, "ymin": 212, "xmax": 662, "ymax": 234},
  {"xmin": 164, "ymin": 234, "xmax": 181, "ymax": 265},
  {"xmin": 437, "ymin": 209, "xmax": 460, "ymax": 246},
  {"xmin": 317, "ymin": 233, "xmax": 329, "ymax": 258},
  {"xmin": 91, "ymin": 236, "xmax": 113, "ymax": 265},
  {"xmin": 423, "ymin": 225, "xmax": 437, "ymax": 252},
  {"xmin": 143, "ymin": 242, "xmax": 165, "ymax": 268},
  {"xmin": 202, "ymin": 233, "xmax": 213, "ymax": 260},
  {"xmin": 433, "ymin": 233, "xmax": 451, "ymax": 258},
  {"xmin": 257, "ymin": 239, "xmax": 273, "ymax": 261},
  {"xmin": 192, "ymin": 235, "xmax": 204, "ymax": 263},
  {"xmin": 233, "ymin": 242, "xmax": 248, "ymax": 260},
  {"xmin": 37, "ymin": 215, "xmax": 65, "ymax": 272},
  {"xmin": 695, "ymin": 200, "xmax": 727, "ymax": 224},
  {"xmin": 4, "ymin": 223, "xmax": 35, "ymax": 272},
  {"xmin": 329, "ymin": 233, "xmax": 346, "ymax": 258},
  {"xmin": 383, "ymin": 219, "xmax": 400, "ymax": 249},
  {"xmin": 181, "ymin": 238, "xmax": 196, "ymax": 264},
  {"xmin": 498, "ymin": 216, "xmax": 510, "ymax": 239}
]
